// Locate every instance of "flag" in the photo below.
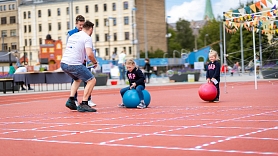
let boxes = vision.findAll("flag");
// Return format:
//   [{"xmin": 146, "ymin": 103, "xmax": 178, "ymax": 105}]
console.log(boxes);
[{"xmin": 250, "ymin": 4, "xmax": 257, "ymax": 13}]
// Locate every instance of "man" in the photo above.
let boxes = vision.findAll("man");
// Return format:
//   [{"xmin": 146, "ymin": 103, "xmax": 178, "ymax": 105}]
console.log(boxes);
[
  {"xmin": 61, "ymin": 20, "xmax": 98, "ymax": 112},
  {"xmin": 67, "ymin": 15, "xmax": 97, "ymax": 107},
  {"xmin": 14, "ymin": 64, "xmax": 33, "ymax": 90},
  {"xmin": 118, "ymin": 49, "xmax": 126, "ymax": 84}
]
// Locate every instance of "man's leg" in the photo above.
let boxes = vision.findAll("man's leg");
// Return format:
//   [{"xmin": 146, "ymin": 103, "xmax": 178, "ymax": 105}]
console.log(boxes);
[
  {"xmin": 72, "ymin": 79, "xmax": 78, "ymax": 102},
  {"xmin": 83, "ymin": 78, "xmax": 96, "ymax": 101}
]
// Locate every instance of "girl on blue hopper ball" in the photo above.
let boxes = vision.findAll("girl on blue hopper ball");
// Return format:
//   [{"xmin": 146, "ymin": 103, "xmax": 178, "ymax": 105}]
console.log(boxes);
[
  {"xmin": 206, "ymin": 50, "xmax": 221, "ymax": 102},
  {"xmin": 118, "ymin": 59, "xmax": 146, "ymax": 109}
]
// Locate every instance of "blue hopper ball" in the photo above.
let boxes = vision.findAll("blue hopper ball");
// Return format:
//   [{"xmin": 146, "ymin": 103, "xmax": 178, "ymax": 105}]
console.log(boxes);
[{"xmin": 123, "ymin": 89, "xmax": 151, "ymax": 108}]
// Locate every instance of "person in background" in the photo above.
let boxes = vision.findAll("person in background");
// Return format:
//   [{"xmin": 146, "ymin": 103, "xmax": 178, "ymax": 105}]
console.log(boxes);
[
  {"xmin": 118, "ymin": 49, "xmax": 126, "ymax": 84},
  {"xmin": 14, "ymin": 64, "xmax": 33, "ymax": 90},
  {"xmin": 8, "ymin": 63, "xmax": 15, "ymax": 75},
  {"xmin": 144, "ymin": 58, "xmax": 151, "ymax": 83}
]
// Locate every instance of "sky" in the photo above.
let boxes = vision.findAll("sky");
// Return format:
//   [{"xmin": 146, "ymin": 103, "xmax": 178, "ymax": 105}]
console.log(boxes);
[{"xmin": 165, "ymin": 0, "xmax": 275, "ymax": 23}]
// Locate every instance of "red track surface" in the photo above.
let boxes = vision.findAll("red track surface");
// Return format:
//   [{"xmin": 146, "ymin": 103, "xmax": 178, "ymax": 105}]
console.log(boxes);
[{"xmin": 0, "ymin": 80, "xmax": 278, "ymax": 156}]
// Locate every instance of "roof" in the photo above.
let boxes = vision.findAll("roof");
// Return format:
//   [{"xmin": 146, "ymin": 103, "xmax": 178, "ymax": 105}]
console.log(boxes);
[
  {"xmin": 19, "ymin": 0, "xmax": 88, "ymax": 6},
  {"xmin": 0, "ymin": 52, "xmax": 17, "ymax": 63}
]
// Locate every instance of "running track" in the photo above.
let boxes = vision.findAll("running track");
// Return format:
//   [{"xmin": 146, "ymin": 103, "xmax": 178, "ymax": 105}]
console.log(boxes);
[{"xmin": 0, "ymin": 80, "xmax": 277, "ymax": 156}]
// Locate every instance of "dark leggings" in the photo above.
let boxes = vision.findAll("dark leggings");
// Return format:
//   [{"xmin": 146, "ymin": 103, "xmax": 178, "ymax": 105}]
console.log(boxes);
[
  {"xmin": 214, "ymin": 82, "xmax": 220, "ymax": 100},
  {"xmin": 144, "ymin": 73, "xmax": 151, "ymax": 83}
]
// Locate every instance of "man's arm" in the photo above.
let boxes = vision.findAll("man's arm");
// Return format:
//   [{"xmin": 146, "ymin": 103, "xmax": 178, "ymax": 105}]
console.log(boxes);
[{"xmin": 85, "ymin": 47, "xmax": 97, "ymax": 65}]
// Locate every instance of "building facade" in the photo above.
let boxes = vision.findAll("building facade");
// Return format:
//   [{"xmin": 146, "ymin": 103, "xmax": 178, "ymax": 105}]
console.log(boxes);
[
  {"xmin": 18, "ymin": 0, "xmax": 166, "ymax": 66},
  {"xmin": 0, "ymin": 0, "xmax": 19, "ymax": 52}
]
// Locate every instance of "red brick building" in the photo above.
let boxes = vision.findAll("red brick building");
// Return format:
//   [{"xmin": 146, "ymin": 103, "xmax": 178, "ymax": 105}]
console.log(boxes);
[{"xmin": 39, "ymin": 35, "xmax": 63, "ymax": 71}]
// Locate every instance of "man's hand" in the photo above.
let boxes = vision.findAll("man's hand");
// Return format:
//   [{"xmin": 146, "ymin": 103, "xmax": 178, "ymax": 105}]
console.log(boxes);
[{"xmin": 130, "ymin": 82, "xmax": 136, "ymax": 89}]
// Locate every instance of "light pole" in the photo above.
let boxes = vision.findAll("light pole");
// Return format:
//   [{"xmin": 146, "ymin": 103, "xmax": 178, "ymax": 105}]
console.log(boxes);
[
  {"xmin": 193, "ymin": 25, "xmax": 199, "ymax": 51},
  {"xmin": 204, "ymin": 34, "xmax": 208, "ymax": 46},
  {"xmin": 166, "ymin": 16, "xmax": 171, "ymax": 54},
  {"xmin": 132, "ymin": 7, "xmax": 137, "ymax": 58},
  {"xmin": 108, "ymin": 17, "xmax": 114, "ymax": 60}
]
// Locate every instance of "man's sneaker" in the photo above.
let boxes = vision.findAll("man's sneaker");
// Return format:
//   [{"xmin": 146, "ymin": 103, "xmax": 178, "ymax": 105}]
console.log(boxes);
[
  {"xmin": 137, "ymin": 102, "xmax": 146, "ymax": 109},
  {"xmin": 65, "ymin": 99, "xmax": 77, "ymax": 110},
  {"xmin": 77, "ymin": 103, "xmax": 97, "ymax": 112},
  {"xmin": 118, "ymin": 103, "xmax": 125, "ymax": 108},
  {"xmin": 75, "ymin": 100, "xmax": 79, "ymax": 106},
  {"xmin": 213, "ymin": 98, "xmax": 219, "ymax": 103},
  {"xmin": 88, "ymin": 100, "xmax": 97, "ymax": 107}
]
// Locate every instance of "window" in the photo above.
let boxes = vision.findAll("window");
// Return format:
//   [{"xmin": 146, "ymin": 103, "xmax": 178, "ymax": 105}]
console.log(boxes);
[
  {"xmin": 28, "ymin": 25, "xmax": 31, "ymax": 33},
  {"xmin": 12, "ymin": 4, "xmax": 15, "ymax": 10},
  {"xmin": 29, "ymin": 39, "xmax": 32, "ymax": 46},
  {"xmin": 95, "ymin": 4, "xmax": 98, "ymax": 12},
  {"xmin": 95, "ymin": 34, "xmax": 99, "ymax": 41},
  {"xmin": 57, "ymin": 8, "xmax": 61, "ymax": 16},
  {"xmin": 11, "ymin": 43, "xmax": 17, "ymax": 50},
  {"xmin": 124, "ymin": 16, "xmax": 129, "ymax": 25},
  {"xmin": 48, "ymin": 9, "xmax": 51, "ymax": 17},
  {"xmin": 10, "ymin": 16, "xmax": 16, "ymax": 24},
  {"xmin": 24, "ymin": 25, "xmax": 27, "ymax": 33},
  {"xmin": 1, "ymin": 30, "xmax": 7, "ymax": 37},
  {"xmin": 85, "ymin": 5, "xmax": 89, "ymax": 13},
  {"xmin": 0, "ymin": 6, "xmax": 2, "ymax": 11},
  {"xmin": 124, "ymin": 32, "xmax": 129, "ymax": 40},
  {"xmin": 48, "ymin": 23, "xmax": 52, "ymax": 31},
  {"xmin": 114, "ymin": 33, "xmax": 117, "ymax": 41},
  {"xmin": 123, "ymin": 47, "xmax": 126, "ymax": 51},
  {"xmin": 25, "ymin": 39, "xmax": 27, "ymax": 46},
  {"xmin": 66, "ymin": 7, "xmax": 69, "ymax": 15},
  {"xmin": 67, "ymin": 21, "xmax": 70, "ymax": 29},
  {"xmin": 9, "ymin": 5, "xmax": 11, "ymax": 10},
  {"xmin": 58, "ymin": 22, "xmax": 61, "ymax": 30},
  {"xmin": 105, "ymin": 48, "xmax": 108, "ymax": 56},
  {"xmin": 123, "ymin": 1, "xmax": 128, "ymax": 10},
  {"xmin": 1, "ymin": 17, "xmax": 6, "ymax": 24},
  {"xmin": 114, "ymin": 47, "xmax": 117, "ymax": 53},
  {"xmin": 75, "ymin": 6, "xmax": 79, "ymax": 14},
  {"xmin": 38, "ymin": 24, "xmax": 42, "ymax": 32},
  {"xmin": 10, "ymin": 30, "xmax": 16, "ymax": 36},
  {"xmin": 103, "ymin": 4, "xmax": 107, "ymax": 11},
  {"xmin": 105, "ymin": 34, "xmax": 108, "ymax": 41},
  {"xmin": 113, "ymin": 18, "xmax": 116, "ymax": 26},
  {"xmin": 38, "ymin": 10, "xmax": 41, "ymax": 17},
  {"xmin": 3, "ymin": 43, "xmax": 7, "ymax": 51},
  {"xmin": 39, "ymin": 38, "xmax": 42, "ymax": 44},
  {"xmin": 23, "ymin": 12, "xmax": 26, "ymax": 19},
  {"xmin": 58, "ymin": 36, "xmax": 62, "ymax": 40},
  {"xmin": 104, "ymin": 18, "xmax": 108, "ymax": 26},
  {"xmin": 112, "ymin": 3, "xmax": 116, "ymax": 11},
  {"xmin": 28, "ymin": 11, "xmax": 31, "ymax": 18},
  {"xmin": 129, "ymin": 46, "xmax": 132, "ymax": 55},
  {"xmin": 3, "ymin": 5, "xmax": 6, "ymax": 11},
  {"xmin": 95, "ymin": 19, "xmax": 99, "ymax": 27}
]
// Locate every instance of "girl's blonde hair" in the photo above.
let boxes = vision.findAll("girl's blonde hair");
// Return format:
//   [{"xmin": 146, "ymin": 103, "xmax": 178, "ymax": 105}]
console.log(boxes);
[
  {"xmin": 125, "ymin": 58, "xmax": 136, "ymax": 66},
  {"xmin": 209, "ymin": 49, "xmax": 220, "ymax": 60}
]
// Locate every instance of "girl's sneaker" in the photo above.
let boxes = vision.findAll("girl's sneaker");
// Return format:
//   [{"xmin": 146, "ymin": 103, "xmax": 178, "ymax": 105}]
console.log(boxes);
[
  {"xmin": 213, "ymin": 98, "xmax": 219, "ymax": 103},
  {"xmin": 118, "ymin": 103, "xmax": 125, "ymax": 108},
  {"xmin": 137, "ymin": 102, "xmax": 146, "ymax": 109}
]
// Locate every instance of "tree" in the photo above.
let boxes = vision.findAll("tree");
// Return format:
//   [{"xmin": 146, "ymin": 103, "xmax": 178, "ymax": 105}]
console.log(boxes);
[
  {"xmin": 168, "ymin": 27, "xmax": 182, "ymax": 58},
  {"xmin": 175, "ymin": 19, "xmax": 195, "ymax": 52},
  {"xmin": 197, "ymin": 19, "xmax": 221, "ymax": 52}
]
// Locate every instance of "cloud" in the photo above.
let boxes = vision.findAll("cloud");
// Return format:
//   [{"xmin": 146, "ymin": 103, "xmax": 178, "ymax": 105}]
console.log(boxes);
[{"xmin": 166, "ymin": 0, "xmax": 252, "ymax": 23}]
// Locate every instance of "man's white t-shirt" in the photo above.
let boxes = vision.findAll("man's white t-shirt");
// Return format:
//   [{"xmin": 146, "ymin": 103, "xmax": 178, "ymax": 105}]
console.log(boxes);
[
  {"xmin": 61, "ymin": 31, "xmax": 93, "ymax": 65},
  {"xmin": 118, "ymin": 52, "xmax": 126, "ymax": 64},
  {"xmin": 15, "ymin": 67, "xmax": 27, "ymax": 73}
]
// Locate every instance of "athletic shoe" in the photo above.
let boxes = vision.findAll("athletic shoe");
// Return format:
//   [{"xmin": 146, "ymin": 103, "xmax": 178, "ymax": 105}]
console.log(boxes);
[
  {"xmin": 77, "ymin": 103, "xmax": 97, "ymax": 112},
  {"xmin": 75, "ymin": 100, "xmax": 79, "ymax": 106},
  {"xmin": 65, "ymin": 99, "xmax": 77, "ymax": 110},
  {"xmin": 137, "ymin": 102, "xmax": 146, "ymax": 109},
  {"xmin": 118, "ymin": 103, "xmax": 125, "ymax": 108},
  {"xmin": 88, "ymin": 100, "xmax": 97, "ymax": 107},
  {"xmin": 213, "ymin": 98, "xmax": 219, "ymax": 103}
]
